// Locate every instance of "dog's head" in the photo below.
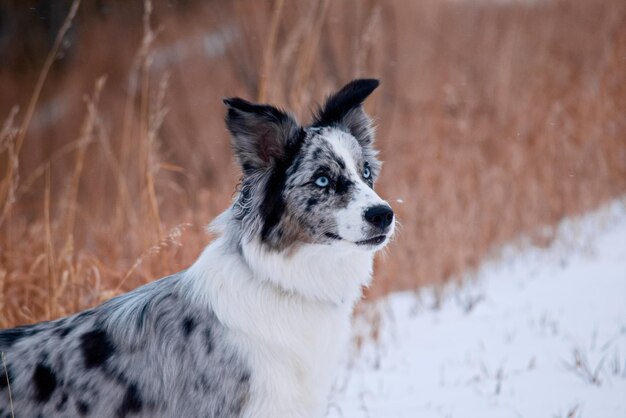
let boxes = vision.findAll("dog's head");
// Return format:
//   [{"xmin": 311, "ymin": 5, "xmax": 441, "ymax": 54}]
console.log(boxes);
[{"xmin": 222, "ymin": 79, "xmax": 394, "ymax": 256}]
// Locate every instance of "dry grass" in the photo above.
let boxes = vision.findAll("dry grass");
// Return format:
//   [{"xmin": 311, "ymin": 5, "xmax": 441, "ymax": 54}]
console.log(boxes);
[{"xmin": 1, "ymin": 0, "xmax": 625, "ymax": 327}]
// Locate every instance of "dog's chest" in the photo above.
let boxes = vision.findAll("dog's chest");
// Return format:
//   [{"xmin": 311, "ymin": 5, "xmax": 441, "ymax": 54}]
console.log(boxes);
[
  {"xmin": 186, "ymin": 242, "xmax": 363, "ymax": 418},
  {"xmin": 236, "ymin": 304, "xmax": 351, "ymax": 418}
]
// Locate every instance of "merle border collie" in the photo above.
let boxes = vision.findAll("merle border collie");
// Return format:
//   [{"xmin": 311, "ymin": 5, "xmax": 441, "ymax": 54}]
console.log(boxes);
[{"xmin": 0, "ymin": 79, "xmax": 394, "ymax": 418}]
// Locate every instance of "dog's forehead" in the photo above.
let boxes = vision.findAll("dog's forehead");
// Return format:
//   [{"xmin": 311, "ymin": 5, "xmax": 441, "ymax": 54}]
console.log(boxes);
[{"xmin": 304, "ymin": 127, "xmax": 362, "ymax": 169}]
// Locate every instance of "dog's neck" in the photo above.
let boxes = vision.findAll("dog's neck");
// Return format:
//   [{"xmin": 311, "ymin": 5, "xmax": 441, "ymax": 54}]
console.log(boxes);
[
  {"xmin": 183, "ymin": 234, "xmax": 372, "ymax": 348},
  {"xmin": 186, "ymin": 232, "xmax": 374, "ymax": 309},
  {"xmin": 239, "ymin": 238, "xmax": 374, "ymax": 307}
]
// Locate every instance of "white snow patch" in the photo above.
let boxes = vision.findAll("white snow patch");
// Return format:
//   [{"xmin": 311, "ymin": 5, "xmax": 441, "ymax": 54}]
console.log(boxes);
[{"xmin": 328, "ymin": 198, "xmax": 626, "ymax": 418}]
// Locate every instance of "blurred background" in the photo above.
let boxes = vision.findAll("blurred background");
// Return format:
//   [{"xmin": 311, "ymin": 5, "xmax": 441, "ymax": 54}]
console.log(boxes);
[{"xmin": 1, "ymin": 0, "xmax": 625, "ymax": 327}]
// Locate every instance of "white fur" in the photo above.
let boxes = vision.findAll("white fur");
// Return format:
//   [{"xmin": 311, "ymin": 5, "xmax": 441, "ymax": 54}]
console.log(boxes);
[
  {"xmin": 183, "ymin": 236, "xmax": 375, "ymax": 418},
  {"xmin": 335, "ymin": 180, "xmax": 389, "ymax": 242},
  {"xmin": 240, "ymin": 238, "xmax": 374, "ymax": 305}
]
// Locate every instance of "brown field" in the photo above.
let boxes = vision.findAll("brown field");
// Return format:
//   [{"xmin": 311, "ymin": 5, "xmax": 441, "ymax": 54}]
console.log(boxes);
[{"xmin": 1, "ymin": 0, "xmax": 625, "ymax": 328}]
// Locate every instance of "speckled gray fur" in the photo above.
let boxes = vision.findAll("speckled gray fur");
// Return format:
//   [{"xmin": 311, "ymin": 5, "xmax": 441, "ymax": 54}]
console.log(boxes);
[{"xmin": 0, "ymin": 273, "xmax": 250, "ymax": 418}]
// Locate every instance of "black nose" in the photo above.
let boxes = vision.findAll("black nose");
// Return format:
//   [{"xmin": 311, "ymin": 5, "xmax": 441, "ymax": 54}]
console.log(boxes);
[{"xmin": 364, "ymin": 205, "xmax": 394, "ymax": 230}]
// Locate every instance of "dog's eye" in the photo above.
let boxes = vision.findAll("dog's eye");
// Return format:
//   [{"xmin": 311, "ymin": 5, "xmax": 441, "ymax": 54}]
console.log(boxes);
[
  {"xmin": 363, "ymin": 165, "xmax": 371, "ymax": 179},
  {"xmin": 315, "ymin": 176, "xmax": 330, "ymax": 187}
]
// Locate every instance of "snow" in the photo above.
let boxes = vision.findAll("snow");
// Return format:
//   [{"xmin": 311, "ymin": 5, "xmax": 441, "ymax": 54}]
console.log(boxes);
[{"xmin": 329, "ymin": 199, "xmax": 626, "ymax": 418}]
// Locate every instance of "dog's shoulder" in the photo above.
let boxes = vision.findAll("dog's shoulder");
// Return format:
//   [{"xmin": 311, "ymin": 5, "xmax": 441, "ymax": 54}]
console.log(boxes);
[{"xmin": 0, "ymin": 271, "xmax": 251, "ymax": 418}]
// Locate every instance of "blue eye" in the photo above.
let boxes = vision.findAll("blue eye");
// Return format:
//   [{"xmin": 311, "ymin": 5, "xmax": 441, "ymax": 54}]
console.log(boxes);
[
  {"xmin": 315, "ymin": 176, "xmax": 330, "ymax": 187},
  {"xmin": 363, "ymin": 166, "xmax": 371, "ymax": 179}
]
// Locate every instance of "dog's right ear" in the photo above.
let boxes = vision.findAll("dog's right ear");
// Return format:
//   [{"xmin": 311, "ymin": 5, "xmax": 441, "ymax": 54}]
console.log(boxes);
[{"xmin": 223, "ymin": 98, "xmax": 301, "ymax": 175}]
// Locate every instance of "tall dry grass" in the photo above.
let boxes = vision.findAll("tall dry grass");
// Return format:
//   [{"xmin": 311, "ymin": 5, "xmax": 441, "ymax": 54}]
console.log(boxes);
[{"xmin": 1, "ymin": 0, "xmax": 625, "ymax": 327}]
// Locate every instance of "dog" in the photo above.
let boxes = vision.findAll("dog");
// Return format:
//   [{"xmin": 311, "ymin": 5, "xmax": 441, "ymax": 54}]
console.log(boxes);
[{"xmin": 0, "ymin": 78, "xmax": 394, "ymax": 418}]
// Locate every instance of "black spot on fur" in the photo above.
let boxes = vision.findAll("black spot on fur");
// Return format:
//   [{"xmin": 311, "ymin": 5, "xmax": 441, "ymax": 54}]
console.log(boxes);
[
  {"xmin": 74, "ymin": 310, "xmax": 96, "ymax": 322},
  {"xmin": 32, "ymin": 362, "xmax": 57, "ymax": 402},
  {"xmin": 240, "ymin": 372, "xmax": 250, "ymax": 384},
  {"xmin": 231, "ymin": 396, "xmax": 247, "ymax": 415},
  {"xmin": 260, "ymin": 129, "xmax": 306, "ymax": 242},
  {"xmin": 260, "ymin": 166, "xmax": 287, "ymax": 241},
  {"xmin": 54, "ymin": 324, "xmax": 75, "ymax": 338},
  {"xmin": 203, "ymin": 328, "xmax": 214, "ymax": 355},
  {"xmin": 117, "ymin": 383, "xmax": 142, "ymax": 417},
  {"xmin": 101, "ymin": 364, "xmax": 129, "ymax": 386},
  {"xmin": 241, "ymin": 162, "xmax": 255, "ymax": 174},
  {"xmin": 0, "ymin": 364, "xmax": 11, "ymax": 390},
  {"xmin": 131, "ymin": 290, "xmax": 174, "ymax": 332},
  {"xmin": 56, "ymin": 392, "xmax": 69, "ymax": 411},
  {"xmin": 0, "ymin": 324, "xmax": 40, "ymax": 348},
  {"xmin": 287, "ymin": 154, "xmax": 304, "ymax": 176},
  {"xmin": 198, "ymin": 373, "xmax": 215, "ymax": 392},
  {"xmin": 135, "ymin": 301, "xmax": 151, "ymax": 331},
  {"xmin": 306, "ymin": 197, "xmax": 319, "ymax": 210},
  {"xmin": 116, "ymin": 371, "xmax": 129, "ymax": 386},
  {"xmin": 80, "ymin": 328, "xmax": 115, "ymax": 369},
  {"xmin": 76, "ymin": 400, "xmax": 90, "ymax": 416},
  {"xmin": 335, "ymin": 175, "xmax": 354, "ymax": 195},
  {"xmin": 182, "ymin": 317, "xmax": 196, "ymax": 337}
]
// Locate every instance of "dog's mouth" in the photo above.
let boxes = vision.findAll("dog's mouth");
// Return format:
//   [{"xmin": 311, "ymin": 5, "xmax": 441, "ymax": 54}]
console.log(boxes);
[
  {"xmin": 325, "ymin": 232, "xmax": 342, "ymax": 241},
  {"xmin": 355, "ymin": 235, "xmax": 387, "ymax": 246},
  {"xmin": 325, "ymin": 233, "xmax": 387, "ymax": 247}
]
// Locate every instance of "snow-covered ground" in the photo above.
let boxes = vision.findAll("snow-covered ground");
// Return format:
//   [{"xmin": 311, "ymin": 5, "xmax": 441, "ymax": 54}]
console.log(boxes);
[{"xmin": 329, "ymin": 199, "xmax": 626, "ymax": 418}]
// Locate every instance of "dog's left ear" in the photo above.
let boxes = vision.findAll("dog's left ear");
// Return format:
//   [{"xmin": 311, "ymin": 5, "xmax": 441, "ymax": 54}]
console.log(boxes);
[
  {"xmin": 312, "ymin": 78, "xmax": 379, "ymax": 146},
  {"xmin": 224, "ymin": 98, "xmax": 302, "ymax": 176}
]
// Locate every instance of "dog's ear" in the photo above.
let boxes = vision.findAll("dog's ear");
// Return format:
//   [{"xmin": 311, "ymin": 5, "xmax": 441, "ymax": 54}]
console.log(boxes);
[
  {"xmin": 312, "ymin": 79, "xmax": 379, "ymax": 146},
  {"xmin": 224, "ymin": 98, "xmax": 302, "ymax": 175}
]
